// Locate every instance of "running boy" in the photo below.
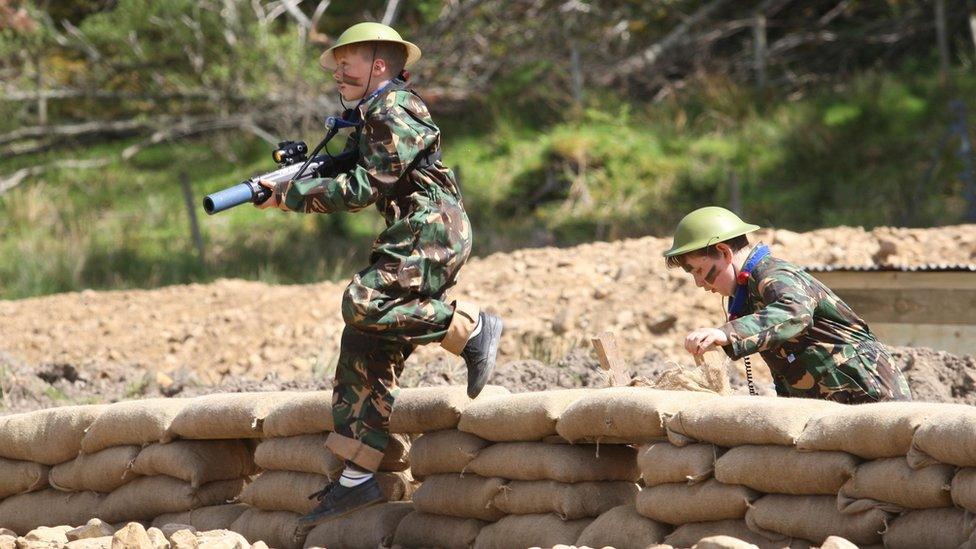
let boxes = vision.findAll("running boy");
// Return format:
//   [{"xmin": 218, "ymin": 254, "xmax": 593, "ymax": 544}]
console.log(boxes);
[{"xmin": 256, "ymin": 22, "xmax": 503, "ymax": 524}]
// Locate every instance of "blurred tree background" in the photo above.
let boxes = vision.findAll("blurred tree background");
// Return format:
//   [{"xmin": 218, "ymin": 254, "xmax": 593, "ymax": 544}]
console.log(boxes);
[{"xmin": 1, "ymin": 0, "xmax": 975, "ymax": 298}]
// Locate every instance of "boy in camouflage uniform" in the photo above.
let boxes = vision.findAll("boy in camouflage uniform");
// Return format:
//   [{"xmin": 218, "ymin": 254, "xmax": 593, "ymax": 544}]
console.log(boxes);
[
  {"xmin": 256, "ymin": 22, "xmax": 503, "ymax": 524},
  {"xmin": 663, "ymin": 206, "xmax": 911, "ymax": 403}
]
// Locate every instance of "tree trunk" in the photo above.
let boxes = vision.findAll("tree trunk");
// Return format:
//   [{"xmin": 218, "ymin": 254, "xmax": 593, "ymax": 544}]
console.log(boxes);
[{"xmin": 752, "ymin": 13, "xmax": 767, "ymax": 90}]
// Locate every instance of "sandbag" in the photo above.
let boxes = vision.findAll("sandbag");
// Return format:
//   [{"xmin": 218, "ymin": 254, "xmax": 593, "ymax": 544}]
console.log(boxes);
[
  {"xmin": 0, "ymin": 489, "xmax": 103, "ymax": 535},
  {"xmin": 0, "ymin": 458, "xmax": 49, "ymax": 499},
  {"xmin": 665, "ymin": 397, "xmax": 838, "ymax": 447},
  {"xmin": 0, "ymin": 404, "xmax": 105, "ymax": 465},
  {"xmin": 466, "ymin": 442, "xmax": 638, "ymax": 482},
  {"xmin": 952, "ymin": 468, "xmax": 976, "ymax": 512},
  {"xmin": 457, "ymin": 389, "xmax": 589, "ymax": 441},
  {"xmin": 303, "ymin": 502, "xmax": 413, "ymax": 549},
  {"xmin": 636, "ymin": 480, "xmax": 759, "ymax": 525},
  {"xmin": 253, "ymin": 435, "xmax": 344, "ymax": 478},
  {"xmin": 838, "ymin": 457, "xmax": 953, "ymax": 513},
  {"xmin": 575, "ymin": 504, "xmax": 671, "ymax": 549},
  {"xmin": 239, "ymin": 470, "xmax": 414, "ymax": 513},
  {"xmin": 49, "ymin": 445, "xmax": 140, "ymax": 493},
  {"xmin": 80, "ymin": 398, "xmax": 189, "ymax": 454},
  {"xmin": 694, "ymin": 536, "xmax": 762, "ymax": 549},
  {"xmin": 376, "ymin": 471, "xmax": 419, "ymax": 502},
  {"xmin": 151, "ymin": 503, "xmax": 249, "ymax": 530},
  {"xmin": 238, "ymin": 471, "xmax": 325, "ymax": 515},
  {"xmin": 99, "ymin": 476, "xmax": 243, "ymax": 523},
  {"xmin": 796, "ymin": 402, "xmax": 967, "ymax": 459},
  {"xmin": 639, "ymin": 442, "xmax": 716, "ymax": 486},
  {"xmin": 230, "ymin": 509, "xmax": 303, "ymax": 549},
  {"xmin": 715, "ymin": 445, "xmax": 857, "ymax": 495},
  {"xmin": 555, "ymin": 388, "xmax": 717, "ymax": 443},
  {"xmin": 665, "ymin": 520, "xmax": 811, "ymax": 549},
  {"xmin": 131, "ymin": 440, "xmax": 254, "ymax": 488},
  {"xmin": 882, "ymin": 507, "xmax": 973, "ymax": 549},
  {"xmin": 391, "ymin": 511, "xmax": 487, "ymax": 549},
  {"xmin": 493, "ymin": 480, "xmax": 638, "ymax": 519},
  {"xmin": 412, "ymin": 474, "xmax": 507, "ymax": 521},
  {"xmin": 168, "ymin": 391, "xmax": 295, "ymax": 439},
  {"xmin": 473, "ymin": 513, "xmax": 591, "ymax": 549},
  {"xmin": 380, "ymin": 433, "xmax": 411, "ymax": 472},
  {"xmin": 745, "ymin": 494, "xmax": 888, "ymax": 546},
  {"xmin": 261, "ymin": 391, "xmax": 333, "ymax": 437},
  {"xmin": 389, "ymin": 386, "xmax": 510, "ymax": 433},
  {"xmin": 409, "ymin": 429, "xmax": 490, "ymax": 479},
  {"xmin": 910, "ymin": 407, "xmax": 976, "ymax": 468}
]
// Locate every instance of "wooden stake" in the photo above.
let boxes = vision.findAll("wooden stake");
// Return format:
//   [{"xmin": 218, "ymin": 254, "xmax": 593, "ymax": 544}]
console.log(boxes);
[{"xmin": 591, "ymin": 331, "xmax": 630, "ymax": 387}]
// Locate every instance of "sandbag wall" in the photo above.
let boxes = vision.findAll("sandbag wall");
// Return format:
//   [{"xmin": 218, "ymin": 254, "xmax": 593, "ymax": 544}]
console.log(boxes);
[
  {"xmin": 4, "ymin": 386, "xmax": 976, "ymax": 549},
  {"xmin": 393, "ymin": 388, "xmax": 976, "ymax": 549},
  {"xmin": 0, "ymin": 397, "xmax": 258, "ymax": 536},
  {"xmin": 0, "ymin": 387, "xmax": 512, "ymax": 548},
  {"xmin": 390, "ymin": 388, "xmax": 706, "ymax": 549}
]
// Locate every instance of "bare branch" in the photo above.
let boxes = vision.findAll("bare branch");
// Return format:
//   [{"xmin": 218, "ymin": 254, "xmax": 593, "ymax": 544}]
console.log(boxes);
[
  {"xmin": 0, "ymin": 115, "xmax": 277, "ymax": 195},
  {"xmin": 600, "ymin": 0, "xmax": 732, "ymax": 86},
  {"xmin": 382, "ymin": 0, "xmax": 402, "ymax": 26},
  {"xmin": 281, "ymin": 0, "xmax": 311, "ymax": 29}
]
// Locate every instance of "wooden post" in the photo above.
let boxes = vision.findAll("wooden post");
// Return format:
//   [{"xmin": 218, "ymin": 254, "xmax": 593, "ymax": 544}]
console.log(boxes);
[
  {"xmin": 728, "ymin": 170, "xmax": 742, "ymax": 216},
  {"xmin": 936, "ymin": 0, "xmax": 950, "ymax": 84},
  {"xmin": 570, "ymin": 38, "xmax": 584, "ymax": 110},
  {"xmin": 179, "ymin": 171, "xmax": 206, "ymax": 266},
  {"xmin": 34, "ymin": 53, "xmax": 47, "ymax": 125},
  {"xmin": 752, "ymin": 13, "xmax": 767, "ymax": 91},
  {"xmin": 591, "ymin": 331, "xmax": 630, "ymax": 387}
]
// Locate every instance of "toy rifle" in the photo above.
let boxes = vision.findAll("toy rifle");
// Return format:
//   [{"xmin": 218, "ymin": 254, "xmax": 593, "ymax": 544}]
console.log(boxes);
[{"xmin": 203, "ymin": 114, "xmax": 360, "ymax": 215}]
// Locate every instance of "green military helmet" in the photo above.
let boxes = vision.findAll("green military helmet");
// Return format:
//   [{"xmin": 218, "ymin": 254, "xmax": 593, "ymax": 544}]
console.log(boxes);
[
  {"xmin": 319, "ymin": 22, "xmax": 422, "ymax": 70},
  {"xmin": 663, "ymin": 206, "xmax": 760, "ymax": 257}
]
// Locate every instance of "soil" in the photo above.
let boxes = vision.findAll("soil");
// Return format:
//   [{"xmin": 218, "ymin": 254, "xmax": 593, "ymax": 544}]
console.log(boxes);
[{"xmin": 0, "ymin": 224, "xmax": 973, "ymax": 413}]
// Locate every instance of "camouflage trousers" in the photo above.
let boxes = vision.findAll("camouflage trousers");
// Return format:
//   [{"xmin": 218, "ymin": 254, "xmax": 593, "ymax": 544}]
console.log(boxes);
[
  {"xmin": 325, "ymin": 188, "xmax": 473, "ymax": 471},
  {"xmin": 772, "ymin": 342, "xmax": 913, "ymax": 404}
]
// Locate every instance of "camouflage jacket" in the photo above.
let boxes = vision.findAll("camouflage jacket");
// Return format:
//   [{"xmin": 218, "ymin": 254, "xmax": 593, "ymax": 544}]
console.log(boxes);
[
  {"xmin": 274, "ymin": 79, "xmax": 463, "ymax": 225},
  {"xmin": 719, "ymin": 249, "xmax": 912, "ymax": 403}
]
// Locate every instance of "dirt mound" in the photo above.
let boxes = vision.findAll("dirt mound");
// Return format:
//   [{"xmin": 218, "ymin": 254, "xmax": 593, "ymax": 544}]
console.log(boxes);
[{"xmin": 0, "ymin": 225, "xmax": 973, "ymax": 413}]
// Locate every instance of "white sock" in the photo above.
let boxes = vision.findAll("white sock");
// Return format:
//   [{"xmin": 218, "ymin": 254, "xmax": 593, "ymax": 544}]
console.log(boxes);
[
  {"xmin": 466, "ymin": 315, "xmax": 483, "ymax": 341},
  {"xmin": 338, "ymin": 467, "xmax": 373, "ymax": 487}
]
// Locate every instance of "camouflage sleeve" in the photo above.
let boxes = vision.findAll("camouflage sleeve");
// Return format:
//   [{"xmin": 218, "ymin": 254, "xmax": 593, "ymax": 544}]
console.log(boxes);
[
  {"xmin": 275, "ymin": 104, "xmax": 435, "ymax": 214},
  {"xmin": 719, "ymin": 270, "xmax": 817, "ymax": 359}
]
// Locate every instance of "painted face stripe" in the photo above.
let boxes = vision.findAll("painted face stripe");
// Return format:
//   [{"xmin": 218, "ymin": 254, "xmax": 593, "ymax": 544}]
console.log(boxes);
[{"xmin": 704, "ymin": 263, "xmax": 720, "ymax": 284}]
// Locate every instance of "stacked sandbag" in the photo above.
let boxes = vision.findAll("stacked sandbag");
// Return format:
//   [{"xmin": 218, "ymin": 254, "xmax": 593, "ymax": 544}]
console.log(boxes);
[
  {"xmin": 451, "ymin": 390, "xmax": 644, "ymax": 549},
  {"xmin": 0, "ymin": 405, "xmax": 108, "ymax": 534},
  {"xmin": 99, "ymin": 439, "xmax": 252, "ymax": 523},
  {"xmin": 794, "ymin": 400, "xmax": 976, "ymax": 548},
  {"xmin": 654, "ymin": 396, "xmax": 881, "ymax": 548},
  {"xmin": 904, "ymin": 405, "xmax": 976, "ymax": 548},
  {"xmin": 240, "ymin": 433, "xmax": 415, "ymax": 514},
  {"xmin": 235, "ymin": 390, "xmax": 417, "ymax": 549},
  {"xmin": 304, "ymin": 501, "xmax": 414, "ymax": 549}
]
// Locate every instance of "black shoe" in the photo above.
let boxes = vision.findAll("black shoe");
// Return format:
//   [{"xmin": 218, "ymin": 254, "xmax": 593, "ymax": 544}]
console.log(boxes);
[
  {"xmin": 297, "ymin": 477, "xmax": 385, "ymax": 527},
  {"xmin": 461, "ymin": 312, "xmax": 503, "ymax": 399}
]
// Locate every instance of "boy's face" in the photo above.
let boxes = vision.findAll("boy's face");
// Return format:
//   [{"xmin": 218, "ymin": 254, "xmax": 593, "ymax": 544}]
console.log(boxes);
[
  {"xmin": 332, "ymin": 46, "xmax": 380, "ymax": 102},
  {"xmin": 679, "ymin": 245, "xmax": 737, "ymax": 297}
]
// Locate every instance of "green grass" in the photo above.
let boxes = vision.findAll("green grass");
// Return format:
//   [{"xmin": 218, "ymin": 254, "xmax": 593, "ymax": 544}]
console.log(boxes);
[{"xmin": 1, "ymin": 66, "xmax": 974, "ymax": 299}]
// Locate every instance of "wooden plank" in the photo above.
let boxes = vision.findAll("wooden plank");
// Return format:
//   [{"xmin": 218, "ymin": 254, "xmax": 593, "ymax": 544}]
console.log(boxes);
[
  {"xmin": 832, "ymin": 288, "xmax": 976, "ymax": 325},
  {"xmin": 811, "ymin": 271, "xmax": 976, "ymax": 291},
  {"xmin": 871, "ymin": 322, "xmax": 976, "ymax": 356},
  {"xmin": 591, "ymin": 331, "xmax": 630, "ymax": 387}
]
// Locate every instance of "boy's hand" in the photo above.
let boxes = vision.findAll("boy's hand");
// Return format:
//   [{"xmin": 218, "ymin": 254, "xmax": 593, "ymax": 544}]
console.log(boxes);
[
  {"xmin": 684, "ymin": 328, "xmax": 729, "ymax": 356},
  {"xmin": 254, "ymin": 179, "xmax": 280, "ymax": 210}
]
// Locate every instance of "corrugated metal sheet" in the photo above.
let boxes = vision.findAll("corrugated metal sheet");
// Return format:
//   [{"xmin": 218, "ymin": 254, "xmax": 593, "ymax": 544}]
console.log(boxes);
[{"xmin": 803, "ymin": 263, "xmax": 976, "ymax": 273}]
